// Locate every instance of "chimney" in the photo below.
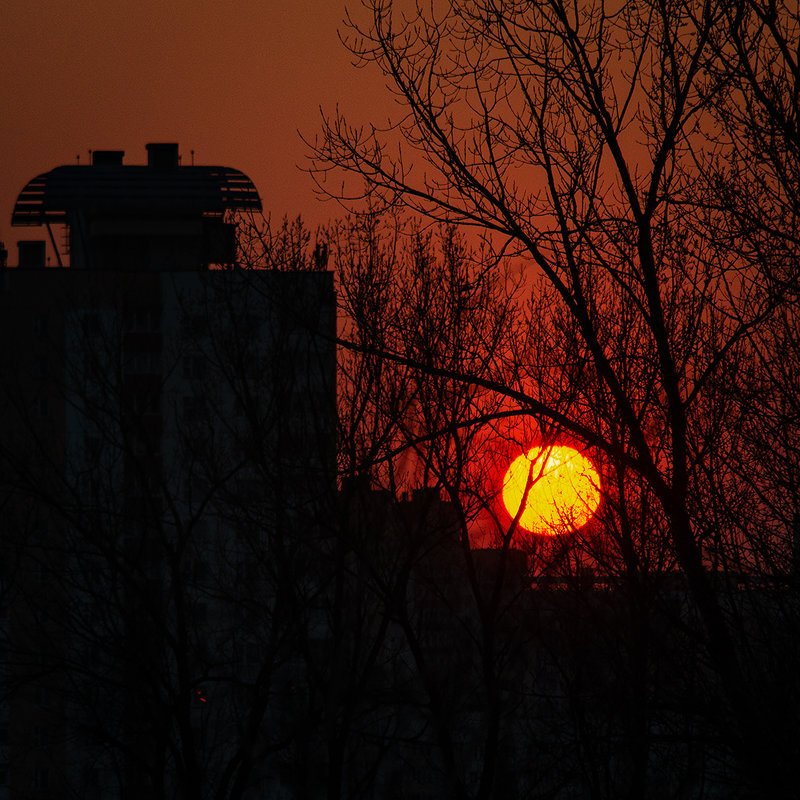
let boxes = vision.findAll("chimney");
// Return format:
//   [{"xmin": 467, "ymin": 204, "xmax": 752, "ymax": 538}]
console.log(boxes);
[
  {"xmin": 92, "ymin": 150, "xmax": 125, "ymax": 166},
  {"xmin": 146, "ymin": 142, "xmax": 180, "ymax": 169}
]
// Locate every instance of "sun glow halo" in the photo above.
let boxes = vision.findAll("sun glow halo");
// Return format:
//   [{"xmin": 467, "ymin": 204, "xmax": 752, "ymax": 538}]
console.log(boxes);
[{"xmin": 502, "ymin": 445, "xmax": 601, "ymax": 535}]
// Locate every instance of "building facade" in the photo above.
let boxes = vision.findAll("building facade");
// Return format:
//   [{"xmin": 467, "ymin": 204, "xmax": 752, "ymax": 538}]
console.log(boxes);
[{"xmin": 1, "ymin": 145, "xmax": 336, "ymax": 799}]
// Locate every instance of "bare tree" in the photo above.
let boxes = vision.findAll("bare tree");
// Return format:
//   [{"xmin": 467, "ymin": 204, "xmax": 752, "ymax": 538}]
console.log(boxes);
[{"xmin": 309, "ymin": 0, "xmax": 800, "ymax": 795}]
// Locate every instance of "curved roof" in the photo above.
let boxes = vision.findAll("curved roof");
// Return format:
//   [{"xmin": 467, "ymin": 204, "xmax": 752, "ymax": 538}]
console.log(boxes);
[{"xmin": 12, "ymin": 164, "xmax": 262, "ymax": 226}]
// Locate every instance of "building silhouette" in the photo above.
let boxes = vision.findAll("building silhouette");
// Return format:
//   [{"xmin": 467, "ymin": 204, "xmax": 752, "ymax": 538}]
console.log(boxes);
[{"xmin": 1, "ymin": 145, "xmax": 336, "ymax": 799}]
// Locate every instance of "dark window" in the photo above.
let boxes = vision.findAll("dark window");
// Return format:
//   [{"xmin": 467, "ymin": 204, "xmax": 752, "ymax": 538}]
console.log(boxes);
[
  {"xmin": 183, "ymin": 313, "xmax": 207, "ymax": 339},
  {"xmin": 183, "ymin": 355, "xmax": 206, "ymax": 380},
  {"xmin": 34, "ymin": 767, "xmax": 49, "ymax": 790},
  {"xmin": 34, "ymin": 726, "xmax": 46, "ymax": 748},
  {"xmin": 82, "ymin": 312, "xmax": 101, "ymax": 336},
  {"xmin": 126, "ymin": 308, "xmax": 161, "ymax": 332},
  {"xmin": 182, "ymin": 395, "xmax": 206, "ymax": 420},
  {"xmin": 85, "ymin": 435, "xmax": 102, "ymax": 459},
  {"xmin": 33, "ymin": 314, "xmax": 48, "ymax": 337}
]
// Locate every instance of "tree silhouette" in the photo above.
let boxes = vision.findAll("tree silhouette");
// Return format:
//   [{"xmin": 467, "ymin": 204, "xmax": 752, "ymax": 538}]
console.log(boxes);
[{"xmin": 310, "ymin": 1, "xmax": 800, "ymax": 795}]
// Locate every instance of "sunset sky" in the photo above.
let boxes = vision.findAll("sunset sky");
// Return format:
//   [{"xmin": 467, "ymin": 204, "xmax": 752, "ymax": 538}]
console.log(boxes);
[{"xmin": 1, "ymin": 0, "xmax": 389, "ymax": 262}]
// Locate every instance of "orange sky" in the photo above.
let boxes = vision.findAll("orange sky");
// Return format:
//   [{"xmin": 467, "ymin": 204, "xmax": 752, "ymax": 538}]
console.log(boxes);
[{"xmin": 1, "ymin": 0, "xmax": 390, "ymax": 264}]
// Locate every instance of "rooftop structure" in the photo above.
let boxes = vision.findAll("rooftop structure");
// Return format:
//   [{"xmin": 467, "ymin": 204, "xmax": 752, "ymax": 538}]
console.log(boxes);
[{"xmin": 11, "ymin": 143, "xmax": 262, "ymax": 269}]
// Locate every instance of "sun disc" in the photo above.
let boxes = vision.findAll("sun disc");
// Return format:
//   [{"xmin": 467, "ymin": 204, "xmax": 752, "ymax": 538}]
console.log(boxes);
[{"xmin": 502, "ymin": 445, "xmax": 601, "ymax": 535}]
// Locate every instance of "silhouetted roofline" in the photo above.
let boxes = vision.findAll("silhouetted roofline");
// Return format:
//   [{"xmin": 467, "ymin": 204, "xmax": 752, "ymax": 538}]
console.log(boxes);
[{"xmin": 12, "ymin": 164, "xmax": 262, "ymax": 226}]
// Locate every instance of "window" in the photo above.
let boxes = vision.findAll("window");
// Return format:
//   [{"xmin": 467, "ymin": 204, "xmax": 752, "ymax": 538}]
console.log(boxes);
[
  {"xmin": 246, "ymin": 642, "xmax": 262, "ymax": 665},
  {"xmin": 82, "ymin": 766, "xmax": 99, "ymax": 789},
  {"xmin": 127, "ymin": 352, "xmax": 160, "ymax": 374},
  {"xmin": 82, "ymin": 312, "xmax": 101, "ymax": 336},
  {"xmin": 183, "ymin": 355, "xmax": 206, "ymax": 380},
  {"xmin": 83, "ymin": 435, "xmax": 101, "ymax": 459},
  {"xmin": 182, "ymin": 395, "xmax": 206, "ymax": 420},
  {"xmin": 190, "ymin": 557, "xmax": 209, "ymax": 583},
  {"xmin": 133, "ymin": 392, "xmax": 160, "ymax": 415},
  {"xmin": 125, "ymin": 308, "xmax": 160, "ymax": 332},
  {"xmin": 182, "ymin": 313, "xmax": 207, "ymax": 339},
  {"xmin": 33, "ymin": 314, "xmax": 48, "ymax": 337},
  {"xmin": 34, "ymin": 767, "xmax": 49, "ymax": 790}
]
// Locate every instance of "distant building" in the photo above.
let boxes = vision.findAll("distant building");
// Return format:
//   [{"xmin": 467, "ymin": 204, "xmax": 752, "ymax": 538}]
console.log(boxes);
[{"xmin": 0, "ymin": 145, "xmax": 336, "ymax": 799}]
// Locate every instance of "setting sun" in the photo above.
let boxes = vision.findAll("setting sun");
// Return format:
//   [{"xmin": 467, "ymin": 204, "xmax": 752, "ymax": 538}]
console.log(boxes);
[{"xmin": 502, "ymin": 445, "xmax": 601, "ymax": 535}]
